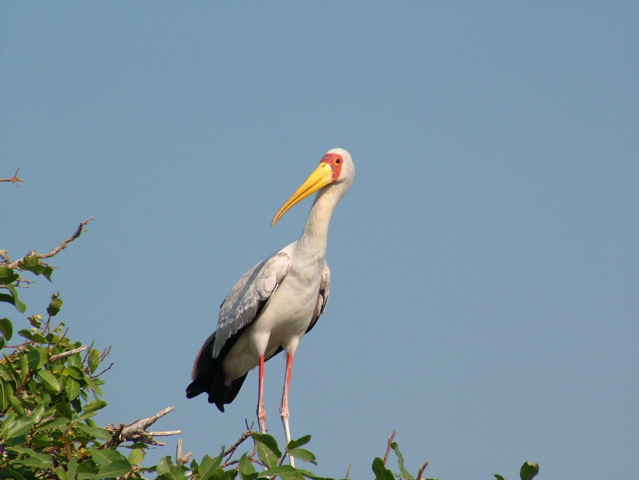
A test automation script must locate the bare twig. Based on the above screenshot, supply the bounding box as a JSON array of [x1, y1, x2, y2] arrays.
[[8, 217, 94, 269], [244, 419, 259, 461], [14, 277, 35, 288], [416, 462, 430, 480], [93, 362, 115, 378], [106, 406, 180, 447], [0, 168, 25, 187], [82, 340, 95, 365], [220, 424, 258, 468], [223, 429, 253, 462], [123, 406, 179, 437], [244, 418, 255, 431], [81, 342, 113, 377], [49, 345, 87, 362], [176, 438, 193, 465], [92, 345, 114, 377], [383, 430, 397, 465]]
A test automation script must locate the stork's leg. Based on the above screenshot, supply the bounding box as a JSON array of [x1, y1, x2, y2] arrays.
[[257, 354, 267, 433], [280, 352, 295, 467]]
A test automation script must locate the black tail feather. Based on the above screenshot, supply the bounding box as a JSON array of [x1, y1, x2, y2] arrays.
[[186, 331, 249, 412]]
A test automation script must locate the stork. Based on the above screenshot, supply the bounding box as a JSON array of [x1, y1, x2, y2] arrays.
[[186, 148, 355, 462]]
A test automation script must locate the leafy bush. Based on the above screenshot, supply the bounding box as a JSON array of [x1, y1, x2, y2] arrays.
[[0, 217, 538, 480]]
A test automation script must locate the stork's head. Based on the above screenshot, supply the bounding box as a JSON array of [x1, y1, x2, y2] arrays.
[[272, 148, 355, 226]]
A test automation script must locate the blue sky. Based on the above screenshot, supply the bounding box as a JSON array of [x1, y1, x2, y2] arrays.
[[1, 3, 638, 479]]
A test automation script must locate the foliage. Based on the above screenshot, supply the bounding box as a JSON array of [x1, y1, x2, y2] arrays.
[[0, 220, 538, 479]]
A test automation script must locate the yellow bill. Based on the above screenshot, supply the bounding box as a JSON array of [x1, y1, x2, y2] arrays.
[[272, 162, 334, 226]]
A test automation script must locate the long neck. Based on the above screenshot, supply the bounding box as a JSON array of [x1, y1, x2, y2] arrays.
[[296, 186, 341, 257]]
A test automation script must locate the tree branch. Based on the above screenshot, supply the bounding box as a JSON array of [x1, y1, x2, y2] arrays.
[[176, 438, 193, 466], [416, 461, 430, 480], [223, 429, 253, 463], [383, 430, 397, 465], [106, 406, 180, 447], [0, 168, 25, 187], [49, 345, 87, 362], [7, 217, 94, 269]]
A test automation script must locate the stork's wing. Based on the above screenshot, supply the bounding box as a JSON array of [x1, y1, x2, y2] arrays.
[[212, 252, 292, 358], [306, 262, 330, 334]]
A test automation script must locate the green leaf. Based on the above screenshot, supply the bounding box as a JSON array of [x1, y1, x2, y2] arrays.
[[65, 377, 82, 400], [4, 469, 27, 480], [84, 399, 107, 413], [66, 365, 85, 379], [28, 314, 43, 328], [295, 469, 334, 480], [31, 403, 45, 424], [0, 381, 8, 410], [20, 254, 40, 268], [0, 266, 19, 285], [494, 475, 506, 480], [67, 457, 79, 479], [35, 416, 70, 432], [19, 352, 29, 382], [96, 460, 133, 478], [156, 456, 174, 475], [12, 456, 55, 469], [391, 441, 414, 480], [372, 458, 394, 480], [520, 462, 539, 480], [156, 466, 190, 480], [253, 432, 282, 457], [261, 465, 298, 476], [27, 347, 48, 370], [2, 356, 21, 383], [0, 293, 17, 307], [47, 293, 63, 317], [9, 393, 26, 415], [239, 453, 257, 480], [1, 382, 16, 412], [128, 448, 146, 466], [18, 328, 47, 344], [42, 265, 54, 281], [289, 447, 317, 464], [198, 451, 224, 480], [76, 422, 112, 440], [3, 416, 35, 440], [55, 400, 74, 419], [88, 348, 100, 373], [287, 434, 312, 450], [36, 370, 61, 392], [253, 432, 282, 469], [54, 466, 70, 480], [8, 285, 27, 312], [19, 256, 53, 281], [2, 285, 27, 312], [9, 445, 54, 469], [0, 317, 13, 341], [91, 448, 128, 466], [84, 376, 104, 396], [0, 362, 14, 381], [212, 469, 232, 480]]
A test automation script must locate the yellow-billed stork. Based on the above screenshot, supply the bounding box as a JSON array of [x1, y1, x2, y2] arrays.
[[186, 148, 355, 462]]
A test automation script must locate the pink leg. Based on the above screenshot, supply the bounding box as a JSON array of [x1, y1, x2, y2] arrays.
[[280, 353, 295, 466], [257, 354, 267, 433]]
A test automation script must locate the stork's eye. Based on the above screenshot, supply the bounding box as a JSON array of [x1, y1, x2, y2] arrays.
[[335, 158, 342, 164]]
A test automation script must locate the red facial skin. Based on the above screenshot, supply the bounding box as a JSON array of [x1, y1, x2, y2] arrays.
[[320, 153, 343, 181]]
